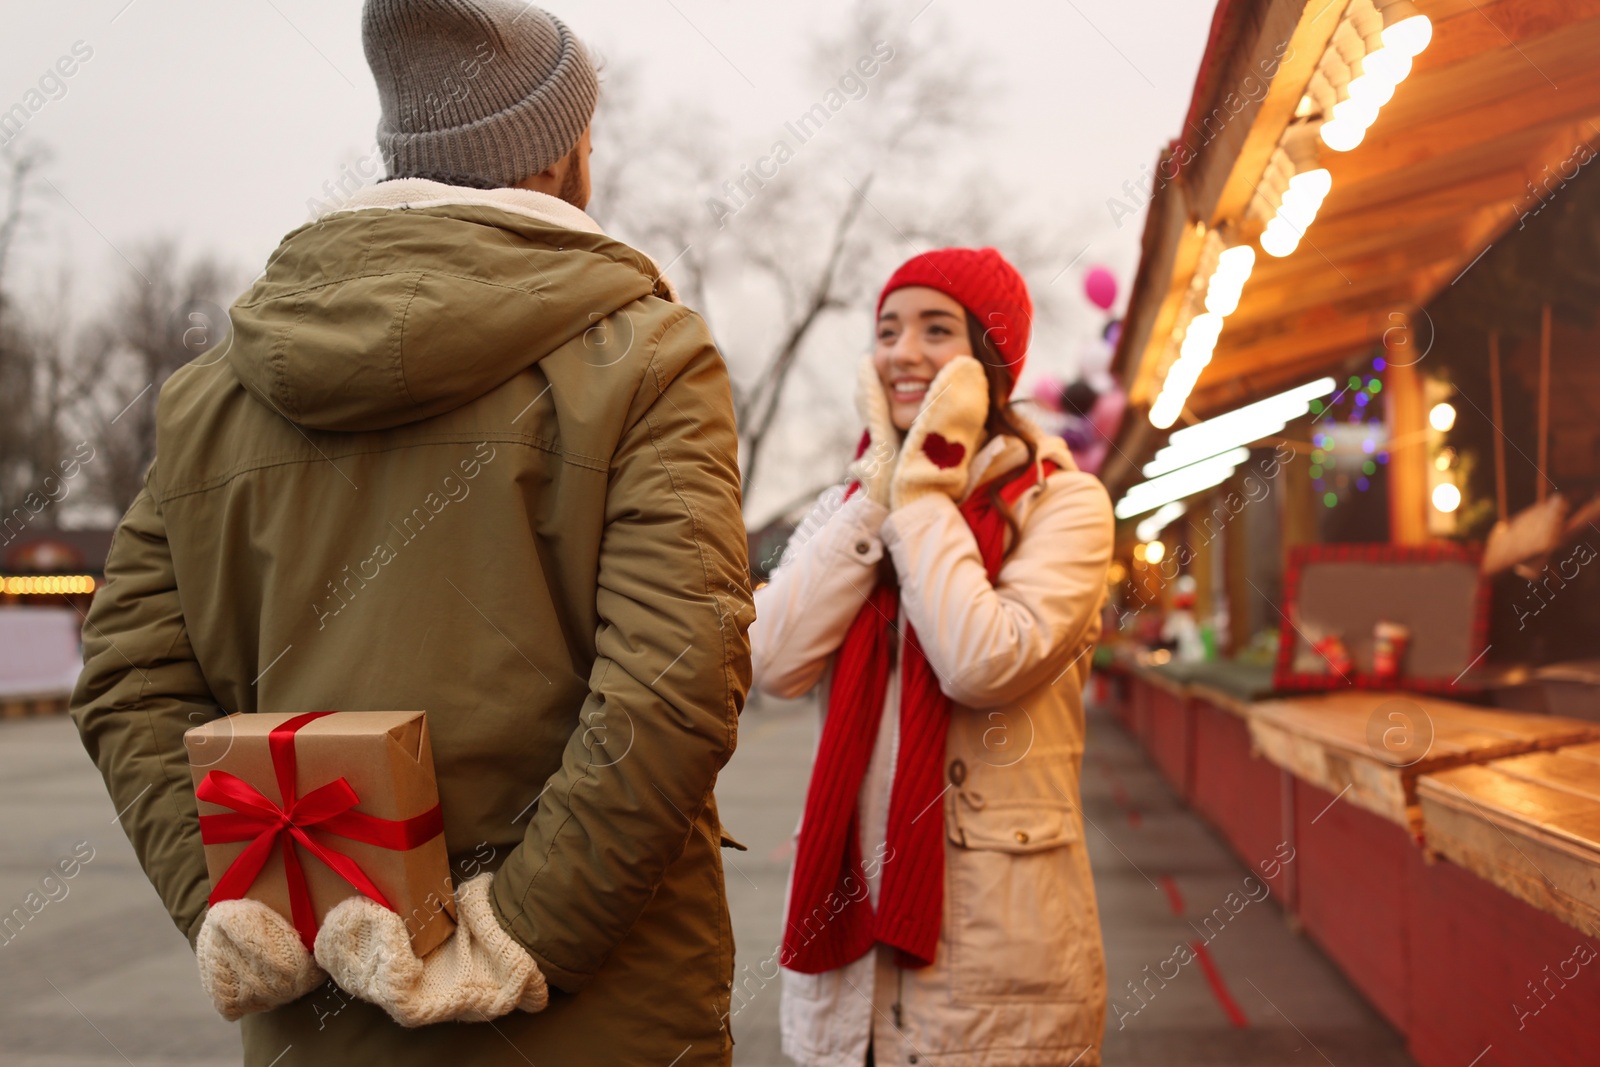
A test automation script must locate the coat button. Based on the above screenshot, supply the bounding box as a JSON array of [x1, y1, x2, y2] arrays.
[[855, 540, 871, 554], [948, 759, 966, 786], [1014, 830, 1030, 844]]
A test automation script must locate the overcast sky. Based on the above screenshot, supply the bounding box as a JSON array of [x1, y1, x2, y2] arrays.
[[4, 0, 1215, 516]]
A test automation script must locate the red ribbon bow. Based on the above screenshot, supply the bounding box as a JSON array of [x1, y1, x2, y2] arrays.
[[197, 711, 445, 950]]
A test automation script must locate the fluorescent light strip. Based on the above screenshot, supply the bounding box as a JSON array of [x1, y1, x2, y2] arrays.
[[1135, 501, 1188, 542], [1144, 377, 1335, 478], [1114, 447, 1251, 520]]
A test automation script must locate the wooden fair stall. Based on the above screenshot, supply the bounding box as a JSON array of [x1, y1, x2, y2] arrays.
[[1096, 1, 1600, 1063]]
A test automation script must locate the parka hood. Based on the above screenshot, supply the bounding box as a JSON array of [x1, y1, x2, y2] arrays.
[[226, 180, 676, 432]]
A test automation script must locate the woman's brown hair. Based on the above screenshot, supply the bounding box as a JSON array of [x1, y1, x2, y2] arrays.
[[967, 312, 1038, 560]]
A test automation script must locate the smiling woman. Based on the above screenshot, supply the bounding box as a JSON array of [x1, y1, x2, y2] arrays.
[[752, 246, 1115, 1067]]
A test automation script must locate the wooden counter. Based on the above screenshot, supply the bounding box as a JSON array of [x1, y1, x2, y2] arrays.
[[1187, 687, 1295, 901], [1410, 745, 1600, 1067], [1246, 693, 1600, 833], [1142, 670, 1194, 800], [1108, 669, 1600, 1065], [1419, 742, 1600, 940]]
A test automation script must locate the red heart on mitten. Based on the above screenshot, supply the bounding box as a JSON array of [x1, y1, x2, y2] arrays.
[[922, 433, 966, 470]]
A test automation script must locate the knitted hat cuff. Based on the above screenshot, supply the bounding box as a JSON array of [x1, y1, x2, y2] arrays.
[[364, 1, 598, 188]]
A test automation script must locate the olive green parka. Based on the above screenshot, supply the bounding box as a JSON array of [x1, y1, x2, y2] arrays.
[[70, 180, 755, 1065]]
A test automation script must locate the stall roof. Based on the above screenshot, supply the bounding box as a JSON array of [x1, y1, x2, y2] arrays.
[[1108, 0, 1600, 493]]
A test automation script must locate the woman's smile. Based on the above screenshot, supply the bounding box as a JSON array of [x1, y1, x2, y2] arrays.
[[890, 377, 931, 402], [875, 286, 974, 430]]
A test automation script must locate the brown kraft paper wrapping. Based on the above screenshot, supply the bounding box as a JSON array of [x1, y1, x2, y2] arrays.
[[184, 710, 457, 956]]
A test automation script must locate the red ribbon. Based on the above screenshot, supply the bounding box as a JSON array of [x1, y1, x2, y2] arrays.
[[197, 711, 445, 950]]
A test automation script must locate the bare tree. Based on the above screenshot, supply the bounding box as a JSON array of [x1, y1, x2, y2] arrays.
[[0, 145, 236, 526], [0, 145, 97, 531], [0, 147, 41, 294], [0, 149, 36, 514], [87, 241, 235, 513], [592, 0, 1083, 521]]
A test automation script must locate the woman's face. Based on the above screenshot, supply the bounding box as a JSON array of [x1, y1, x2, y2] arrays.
[[874, 286, 971, 431]]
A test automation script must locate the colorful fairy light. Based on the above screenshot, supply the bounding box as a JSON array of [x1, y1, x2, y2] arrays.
[[1308, 366, 1392, 510]]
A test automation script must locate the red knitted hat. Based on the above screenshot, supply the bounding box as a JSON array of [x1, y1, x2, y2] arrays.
[[876, 247, 1033, 392]]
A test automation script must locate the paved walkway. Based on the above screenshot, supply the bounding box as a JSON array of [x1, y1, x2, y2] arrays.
[[0, 714, 239, 1066], [0, 689, 1413, 1066], [719, 691, 1415, 1066]]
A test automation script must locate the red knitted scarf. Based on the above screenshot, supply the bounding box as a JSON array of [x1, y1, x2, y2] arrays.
[[781, 455, 1056, 975]]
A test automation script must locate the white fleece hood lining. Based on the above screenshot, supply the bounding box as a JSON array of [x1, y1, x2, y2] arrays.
[[317, 178, 678, 302]]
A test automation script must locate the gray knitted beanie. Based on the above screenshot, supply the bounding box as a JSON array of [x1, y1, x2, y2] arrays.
[[362, 1, 598, 189]]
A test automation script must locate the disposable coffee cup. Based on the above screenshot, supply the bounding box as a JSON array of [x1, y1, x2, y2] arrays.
[[1374, 620, 1411, 681]]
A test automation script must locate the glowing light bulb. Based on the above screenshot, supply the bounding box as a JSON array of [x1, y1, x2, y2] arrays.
[[1260, 220, 1301, 258], [1347, 72, 1397, 109], [1332, 95, 1381, 130], [1429, 402, 1457, 432], [1360, 47, 1412, 85], [1205, 246, 1255, 316], [1184, 312, 1223, 349], [1277, 189, 1319, 232], [1206, 286, 1241, 317], [1321, 117, 1367, 152], [1383, 12, 1433, 57], [1149, 395, 1182, 429], [1166, 357, 1204, 395], [1432, 482, 1461, 513], [1288, 168, 1333, 201], [1217, 244, 1257, 274], [1143, 540, 1166, 564]]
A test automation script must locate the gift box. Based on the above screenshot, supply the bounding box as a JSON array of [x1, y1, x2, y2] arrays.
[[184, 710, 456, 956]]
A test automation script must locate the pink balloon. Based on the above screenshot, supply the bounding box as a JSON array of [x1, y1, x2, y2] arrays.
[[1084, 266, 1118, 310], [1031, 376, 1066, 411]]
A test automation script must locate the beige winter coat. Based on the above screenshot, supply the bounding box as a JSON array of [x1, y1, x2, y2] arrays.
[[751, 428, 1113, 1067]]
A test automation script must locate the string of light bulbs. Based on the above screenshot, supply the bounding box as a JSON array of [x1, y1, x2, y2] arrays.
[[1148, 237, 1256, 430], [1141, 0, 1432, 433]]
